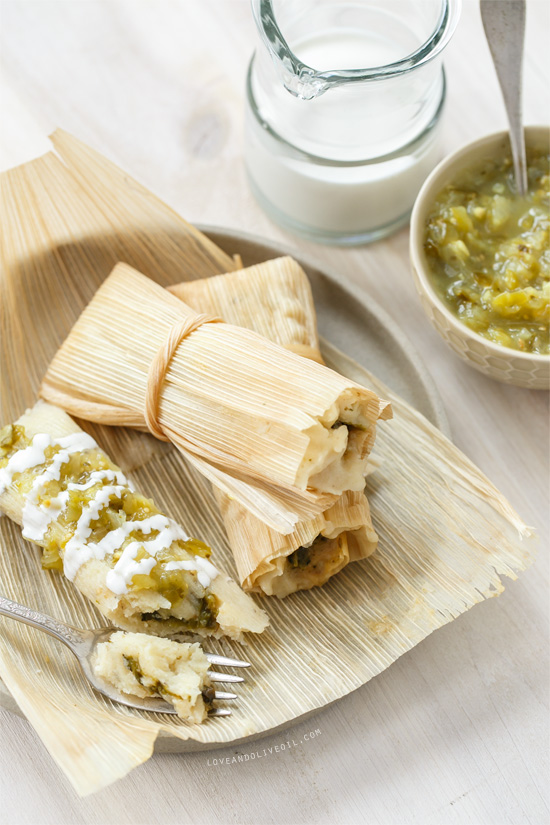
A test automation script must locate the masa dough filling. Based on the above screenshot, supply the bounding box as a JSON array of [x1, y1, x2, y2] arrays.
[[258, 532, 353, 598], [297, 392, 374, 494], [93, 631, 211, 723]]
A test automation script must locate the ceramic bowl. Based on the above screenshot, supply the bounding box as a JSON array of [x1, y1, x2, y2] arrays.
[[410, 126, 549, 390]]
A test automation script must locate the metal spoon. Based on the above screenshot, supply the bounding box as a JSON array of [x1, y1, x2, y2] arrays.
[[0, 595, 250, 716], [480, 0, 528, 195]]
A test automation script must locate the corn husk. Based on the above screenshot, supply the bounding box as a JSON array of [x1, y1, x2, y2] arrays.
[[171, 258, 379, 595], [215, 487, 378, 594], [0, 401, 268, 640], [168, 256, 324, 363], [0, 129, 237, 420], [40, 262, 392, 532], [0, 133, 536, 796]]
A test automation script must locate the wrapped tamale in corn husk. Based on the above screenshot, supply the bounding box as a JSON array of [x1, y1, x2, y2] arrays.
[[40, 263, 392, 534], [170, 258, 379, 596], [215, 489, 378, 596], [0, 401, 268, 640]]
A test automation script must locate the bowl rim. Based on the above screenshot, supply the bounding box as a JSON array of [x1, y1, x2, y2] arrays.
[[410, 124, 550, 363]]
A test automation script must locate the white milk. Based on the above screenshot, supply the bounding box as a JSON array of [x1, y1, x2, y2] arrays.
[[245, 21, 447, 243]]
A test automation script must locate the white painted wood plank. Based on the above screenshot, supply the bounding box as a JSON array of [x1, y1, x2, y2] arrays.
[[0, 1, 548, 823]]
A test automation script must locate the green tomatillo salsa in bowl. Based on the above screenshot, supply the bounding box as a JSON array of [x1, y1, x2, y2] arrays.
[[410, 127, 550, 389], [424, 150, 549, 355]]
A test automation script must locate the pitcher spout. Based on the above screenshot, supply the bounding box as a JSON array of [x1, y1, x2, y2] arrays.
[[281, 66, 328, 101]]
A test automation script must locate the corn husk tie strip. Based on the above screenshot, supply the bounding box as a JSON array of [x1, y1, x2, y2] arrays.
[[145, 313, 222, 441]]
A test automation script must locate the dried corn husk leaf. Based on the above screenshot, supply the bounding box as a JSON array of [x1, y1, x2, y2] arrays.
[[171, 259, 379, 595], [168, 256, 323, 363], [0, 135, 536, 796], [40, 263, 391, 530], [0, 130, 237, 419], [48, 129, 238, 279]]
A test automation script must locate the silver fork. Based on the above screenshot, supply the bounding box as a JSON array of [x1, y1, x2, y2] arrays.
[[0, 596, 249, 717]]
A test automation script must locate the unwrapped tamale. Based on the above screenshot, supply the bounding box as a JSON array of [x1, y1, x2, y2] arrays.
[[0, 401, 268, 639]]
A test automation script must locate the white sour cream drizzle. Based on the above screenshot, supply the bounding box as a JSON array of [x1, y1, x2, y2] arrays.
[[0, 432, 218, 595]]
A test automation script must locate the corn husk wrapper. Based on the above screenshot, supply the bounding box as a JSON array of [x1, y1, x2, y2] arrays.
[[170, 258, 379, 595], [214, 487, 378, 594], [0, 133, 536, 796], [40, 263, 392, 533], [168, 256, 324, 364]]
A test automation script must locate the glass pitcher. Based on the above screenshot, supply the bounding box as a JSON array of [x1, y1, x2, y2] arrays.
[[245, 0, 462, 244]]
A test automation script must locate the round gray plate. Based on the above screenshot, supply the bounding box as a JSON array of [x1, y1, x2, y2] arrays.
[[0, 226, 450, 746]]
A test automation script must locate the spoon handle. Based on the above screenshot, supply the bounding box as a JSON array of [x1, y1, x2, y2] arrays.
[[480, 0, 527, 195]]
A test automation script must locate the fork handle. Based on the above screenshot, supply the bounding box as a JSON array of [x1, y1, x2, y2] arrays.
[[0, 596, 87, 650]]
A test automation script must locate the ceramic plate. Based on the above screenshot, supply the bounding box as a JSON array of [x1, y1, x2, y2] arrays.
[[0, 227, 450, 751]]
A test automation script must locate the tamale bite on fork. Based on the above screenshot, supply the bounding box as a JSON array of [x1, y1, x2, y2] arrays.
[[92, 633, 213, 722], [170, 257, 379, 597], [40, 263, 391, 530]]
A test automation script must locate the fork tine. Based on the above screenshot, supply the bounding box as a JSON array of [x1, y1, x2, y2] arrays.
[[209, 671, 245, 683], [208, 707, 232, 717], [212, 690, 237, 700], [205, 653, 250, 668]]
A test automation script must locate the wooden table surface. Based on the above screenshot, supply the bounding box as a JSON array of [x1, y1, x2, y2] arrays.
[[0, 2, 548, 823]]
